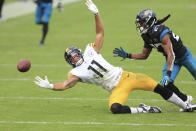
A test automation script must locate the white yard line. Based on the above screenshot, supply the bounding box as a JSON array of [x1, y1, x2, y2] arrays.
[[0, 96, 179, 102], [0, 121, 196, 127], [4, 0, 81, 19], [0, 96, 165, 101], [0, 77, 195, 85], [179, 81, 196, 84]]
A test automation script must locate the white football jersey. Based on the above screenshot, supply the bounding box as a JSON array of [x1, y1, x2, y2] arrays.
[[69, 43, 123, 92]]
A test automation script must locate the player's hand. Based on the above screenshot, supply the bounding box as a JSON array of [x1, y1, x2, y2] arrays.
[[57, 1, 63, 12], [161, 75, 170, 86], [113, 47, 130, 59], [34, 76, 54, 89], [85, 0, 99, 15]]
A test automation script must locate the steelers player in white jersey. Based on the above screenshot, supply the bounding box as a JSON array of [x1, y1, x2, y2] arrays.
[[34, 0, 196, 113]]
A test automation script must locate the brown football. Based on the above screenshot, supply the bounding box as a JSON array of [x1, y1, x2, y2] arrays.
[[17, 59, 31, 72]]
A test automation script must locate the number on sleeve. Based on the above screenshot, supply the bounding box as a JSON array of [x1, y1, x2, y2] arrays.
[[172, 33, 179, 41]]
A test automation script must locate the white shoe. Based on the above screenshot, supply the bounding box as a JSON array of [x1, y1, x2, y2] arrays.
[[185, 95, 193, 104], [139, 103, 162, 113], [179, 103, 196, 112]]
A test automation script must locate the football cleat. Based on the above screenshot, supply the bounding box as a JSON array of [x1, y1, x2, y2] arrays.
[[139, 103, 162, 113], [39, 42, 44, 46], [185, 95, 193, 104], [179, 103, 196, 112]]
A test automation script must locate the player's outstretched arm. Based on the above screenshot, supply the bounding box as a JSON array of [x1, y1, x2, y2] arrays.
[[85, 0, 104, 53], [161, 34, 175, 86], [113, 47, 151, 60], [161, 34, 175, 72], [130, 48, 152, 60], [34, 75, 80, 91]]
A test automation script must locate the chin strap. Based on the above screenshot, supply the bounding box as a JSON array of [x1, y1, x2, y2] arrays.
[[75, 58, 84, 67], [155, 14, 171, 25]]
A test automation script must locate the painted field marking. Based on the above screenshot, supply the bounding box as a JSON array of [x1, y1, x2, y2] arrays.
[[0, 77, 195, 86], [0, 96, 173, 102], [0, 121, 196, 127]]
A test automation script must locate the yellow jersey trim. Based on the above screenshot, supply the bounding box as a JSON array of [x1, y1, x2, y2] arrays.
[[88, 43, 95, 48]]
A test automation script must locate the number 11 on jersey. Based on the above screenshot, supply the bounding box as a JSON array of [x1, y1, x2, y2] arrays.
[[88, 60, 107, 78]]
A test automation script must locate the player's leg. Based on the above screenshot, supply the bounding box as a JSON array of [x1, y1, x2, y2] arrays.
[[154, 84, 188, 109], [110, 102, 161, 114], [109, 80, 133, 114], [182, 48, 196, 80], [162, 62, 189, 102], [109, 72, 161, 114], [109, 94, 161, 114], [43, 2, 53, 24], [155, 84, 195, 112], [109, 77, 132, 114], [39, 22, 48, 45], [166, 82, 192, 103], [35, 4, 43, 24], [133, 73, 193, 111], [0, 0, 4, 17], [39, 2, 53, 45]]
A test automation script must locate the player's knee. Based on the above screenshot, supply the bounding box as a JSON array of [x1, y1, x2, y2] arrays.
[[43, 19, 49, 24], [110, 103, 122, 114], [35, 20, 41, 24]]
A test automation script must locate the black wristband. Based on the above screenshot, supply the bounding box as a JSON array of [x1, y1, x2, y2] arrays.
[[167, 70, 172, 77], [127, 53, 132, 59]]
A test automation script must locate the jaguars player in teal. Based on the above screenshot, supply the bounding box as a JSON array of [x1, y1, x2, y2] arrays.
[[34, 0, 53, 46], [34, 0, 63, 45], [113, 9, 196, 104]]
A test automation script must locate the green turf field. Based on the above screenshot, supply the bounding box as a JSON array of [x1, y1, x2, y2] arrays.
[[5, 0, 19, 4], [0, 0, 196, 130]]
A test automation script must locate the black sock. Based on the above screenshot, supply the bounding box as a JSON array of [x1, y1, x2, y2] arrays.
[[154, 84, 173, 100], [41, 23, 49, 43], [165, 83, 187, 101]]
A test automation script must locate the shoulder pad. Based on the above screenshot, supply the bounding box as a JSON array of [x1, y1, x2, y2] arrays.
[[152, 25, 170, 40], [152, 25, 165, 34]]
